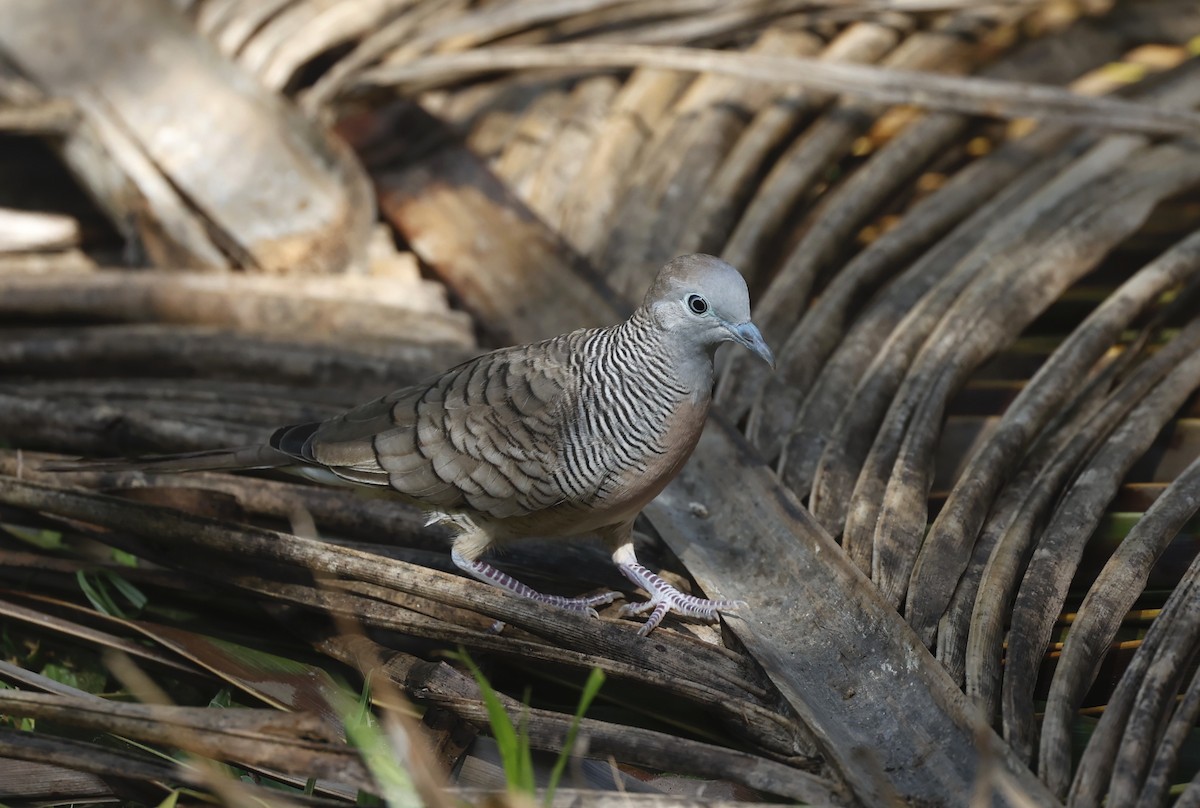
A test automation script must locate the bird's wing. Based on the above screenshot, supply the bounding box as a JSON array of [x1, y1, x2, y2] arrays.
[[272, 336, 580, 519]]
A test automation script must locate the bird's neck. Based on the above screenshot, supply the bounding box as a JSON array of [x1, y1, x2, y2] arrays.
[[616, 308, 715, 403]]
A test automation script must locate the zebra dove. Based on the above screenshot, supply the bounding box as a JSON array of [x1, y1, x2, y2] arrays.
[[57, 254, 774, 635]]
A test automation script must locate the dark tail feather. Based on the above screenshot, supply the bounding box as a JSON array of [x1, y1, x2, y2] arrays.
[[40, 445, 293, 474]]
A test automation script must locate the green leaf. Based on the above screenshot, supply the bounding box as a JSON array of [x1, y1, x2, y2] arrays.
[[0, 684, 37, 731], [451, 649, 528, 795], [104, 571, 148, 611], [335, 678, 421, 808], [2, 523, 63, 550], [138, 627, 348, 723], [545, 667, 605, 806], [516, 696, 534, 794], [112, 549, 140, 567], [354, 676, 374, 729], [77, 570, 125, 617], [39, 662, 107, 694], [77, 570, 147, 618], [154, 788, 181, 808]]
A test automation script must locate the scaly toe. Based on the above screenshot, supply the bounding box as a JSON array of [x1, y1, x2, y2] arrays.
[[636, 601, 671, 637], [616, 560, 746, 635], [582, 590, 623, 608], [674, 597, 735, 621], [618, 600, 657, 617], [680, 597, 747, 618], [556, 601, 598, 618], [555, 590, 622, 617], [623, 595, 746, 633]]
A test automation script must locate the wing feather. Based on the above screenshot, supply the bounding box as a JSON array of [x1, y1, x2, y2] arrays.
[[269, 335, 581, 519]]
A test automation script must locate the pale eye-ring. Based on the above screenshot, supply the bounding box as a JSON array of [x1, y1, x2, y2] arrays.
[[686, 294, 709, 315]]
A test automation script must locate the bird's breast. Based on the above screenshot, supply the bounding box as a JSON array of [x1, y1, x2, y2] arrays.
[[586, 384, 711, 517], [633, 394, 708, 493]]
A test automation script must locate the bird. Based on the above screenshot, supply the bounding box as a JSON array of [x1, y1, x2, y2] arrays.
[[53, 254, 774, 635]]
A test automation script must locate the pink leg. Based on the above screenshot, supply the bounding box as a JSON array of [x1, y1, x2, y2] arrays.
[[612, 543, 746, 636], [451, 550, 621, 617]]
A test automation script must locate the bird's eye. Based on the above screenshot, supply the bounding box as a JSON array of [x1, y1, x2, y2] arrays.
[[686, 294, 709, 315]]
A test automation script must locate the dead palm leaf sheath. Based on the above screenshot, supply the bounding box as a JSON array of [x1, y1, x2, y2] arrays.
[[55, 254, 774, 636]]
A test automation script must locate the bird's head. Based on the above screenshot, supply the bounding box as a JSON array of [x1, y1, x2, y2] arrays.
[[643, 254, 775, 368]]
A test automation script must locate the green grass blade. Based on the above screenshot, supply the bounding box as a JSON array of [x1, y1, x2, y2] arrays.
[[544, 667, 605, 806], [451, 649, 526, 794], [154, 788, 182, 808], [104, 570, 148, 611], [1, 523, 63, 550], [336, 679, 421, 808], [76, 570, 125, 618], [517, 695, 535, 794]]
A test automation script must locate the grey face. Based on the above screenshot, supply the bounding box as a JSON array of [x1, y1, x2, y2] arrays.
[[644, 254, 775, 368]]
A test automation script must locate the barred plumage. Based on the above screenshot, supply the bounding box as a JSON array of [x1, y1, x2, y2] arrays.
[[51, 254, 774, 635]]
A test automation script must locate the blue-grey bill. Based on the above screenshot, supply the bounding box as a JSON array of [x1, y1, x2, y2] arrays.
[[728, 321, 775, 369]]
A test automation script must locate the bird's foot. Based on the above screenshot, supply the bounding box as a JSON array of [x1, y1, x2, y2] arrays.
[[452, 550, 621, 617], [616, 561, 746, 636], [535, 589, 622, 617]]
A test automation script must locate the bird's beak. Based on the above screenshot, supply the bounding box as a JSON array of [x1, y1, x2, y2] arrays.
[[726, 321, 775, 369]]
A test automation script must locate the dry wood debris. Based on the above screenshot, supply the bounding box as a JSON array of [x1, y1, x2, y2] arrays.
[[2, 0, 1200, 806]]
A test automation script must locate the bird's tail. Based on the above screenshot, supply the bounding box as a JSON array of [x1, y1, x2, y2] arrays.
[[41, 445, 293, 474]]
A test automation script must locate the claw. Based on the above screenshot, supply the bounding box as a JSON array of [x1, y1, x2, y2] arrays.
[[636, 602, 671, 637]]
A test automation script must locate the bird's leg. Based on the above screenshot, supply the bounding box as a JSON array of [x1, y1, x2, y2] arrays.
[[450, 549, 621, 618], [611, 542, 746, 636]]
